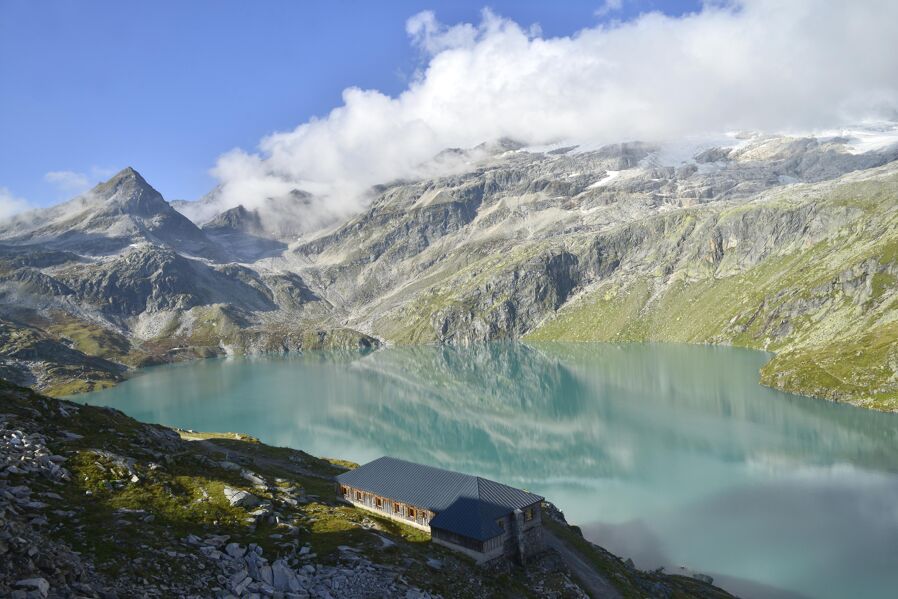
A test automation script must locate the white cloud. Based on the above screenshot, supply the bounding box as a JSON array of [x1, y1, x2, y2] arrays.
[[0, 187, 32, 220], [595, 0, 624, 18], [44, 170, 90, 194], [206, 0, 898, 230], [44, 167, 116, 198]]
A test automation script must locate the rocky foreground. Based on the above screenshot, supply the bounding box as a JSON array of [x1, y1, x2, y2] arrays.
[[0, 380, 733, 598]]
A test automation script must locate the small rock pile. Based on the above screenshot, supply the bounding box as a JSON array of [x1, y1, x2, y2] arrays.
[[0, 421, 69, 482], [190, 534, 438, 598], [0, 417, 98, 599]]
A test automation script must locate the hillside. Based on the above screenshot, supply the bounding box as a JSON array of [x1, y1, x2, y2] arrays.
[[0, 130, 896, 409], [0, 381, 733, 598]]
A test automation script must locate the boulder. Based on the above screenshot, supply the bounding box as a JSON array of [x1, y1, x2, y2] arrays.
[[241, 469, 266, 486], [272, 559, 301, 592], [225, 542, 246, 558], [15, 578, 50, 597], [223, 486, 260, 508]]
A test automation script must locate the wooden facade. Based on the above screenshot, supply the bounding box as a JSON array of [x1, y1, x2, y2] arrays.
[[338, 483, 435, 531]]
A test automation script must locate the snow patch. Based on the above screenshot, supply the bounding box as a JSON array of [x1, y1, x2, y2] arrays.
[[587, 171, 621, 189]]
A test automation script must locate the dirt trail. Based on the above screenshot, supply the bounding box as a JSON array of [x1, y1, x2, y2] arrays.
[[544, 529, 623, 599]]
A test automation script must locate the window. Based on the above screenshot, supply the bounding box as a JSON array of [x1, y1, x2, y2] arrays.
[[524, 507, 534, 522], [496, 518, 505, 530], [340, 485, 348, 496], [407, 507, 416, 519], [355, 491, 362, 501], [394, 502, 401, 514], [375, 497, 383, 509]]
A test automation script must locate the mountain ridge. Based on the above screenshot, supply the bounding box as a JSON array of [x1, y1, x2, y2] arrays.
[[0, 129, 896, 409]]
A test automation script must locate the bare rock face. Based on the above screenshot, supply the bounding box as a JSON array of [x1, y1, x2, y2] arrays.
[[203, 204, 265, 235], [202, 205, 287, 262], [55, 245, 278, 318]]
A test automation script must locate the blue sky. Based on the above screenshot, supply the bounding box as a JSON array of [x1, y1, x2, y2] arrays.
[[0, 0, 702, 207]]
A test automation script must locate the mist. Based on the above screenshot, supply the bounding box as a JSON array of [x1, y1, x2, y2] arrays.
[[191, 0, 898, 229]]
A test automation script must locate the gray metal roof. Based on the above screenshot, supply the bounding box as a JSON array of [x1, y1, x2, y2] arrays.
[[336, 456, 543, 541]]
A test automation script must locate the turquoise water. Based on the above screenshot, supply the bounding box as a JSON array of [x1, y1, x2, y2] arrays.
[[74, 343, 898, 599]]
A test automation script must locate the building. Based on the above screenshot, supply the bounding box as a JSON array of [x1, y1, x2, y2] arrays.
[[336, 456, 544, 563]]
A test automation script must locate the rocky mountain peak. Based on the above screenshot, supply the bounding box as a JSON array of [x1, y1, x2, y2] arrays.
[[90, 166, 170, 218], [202, 204, 263, 234]]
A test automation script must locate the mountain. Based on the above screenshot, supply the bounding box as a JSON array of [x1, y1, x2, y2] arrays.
[[0, 167, 226, 259], [201, 205, 287, 262], [0, 129, 896, 410]]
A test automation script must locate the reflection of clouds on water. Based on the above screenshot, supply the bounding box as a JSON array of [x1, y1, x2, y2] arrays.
[[75, 343, 898, 599]]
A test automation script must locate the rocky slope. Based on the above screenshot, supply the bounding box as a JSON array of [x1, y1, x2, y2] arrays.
[[0, 127, 896, 409], [0, 381, 733, 598]]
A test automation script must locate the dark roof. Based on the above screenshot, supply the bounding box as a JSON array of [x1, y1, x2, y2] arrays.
[[336, 457, 543, 541]]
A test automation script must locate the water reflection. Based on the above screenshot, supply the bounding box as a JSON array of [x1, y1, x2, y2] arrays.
[[75, 343, 898, 599]]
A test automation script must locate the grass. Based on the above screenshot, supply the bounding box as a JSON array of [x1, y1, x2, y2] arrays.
[[760, 321, 898, 411], [43, 377, 118, 397], [524, 189, 898, 412], [45, 318, 133, 362], [544, 520, 734, 599]]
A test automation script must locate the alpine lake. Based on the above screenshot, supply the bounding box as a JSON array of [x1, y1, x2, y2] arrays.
[[73, 343, 898, 599]]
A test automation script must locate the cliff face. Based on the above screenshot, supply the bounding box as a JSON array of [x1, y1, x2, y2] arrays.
[[295, 136, 898, 410], [0, 131, 896, 409]]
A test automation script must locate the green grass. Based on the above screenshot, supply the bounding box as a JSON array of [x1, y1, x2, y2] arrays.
[[760, 322, 898, 411], [544, 520, 734, 599], [46, 318, 132, 361], [525, 199, 898, 411], [872, 273, 897, 301], [43, 377, 118, 397]]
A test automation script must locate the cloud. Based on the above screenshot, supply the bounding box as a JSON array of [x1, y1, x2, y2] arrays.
[[206, 0, 898, 231], [595, 0, 624, 18], [44, 167, 117, 198], [44, 170, 90, 194], [0, 187, 32, 220]]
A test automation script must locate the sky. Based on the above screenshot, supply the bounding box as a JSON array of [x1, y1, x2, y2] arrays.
[[0, 0, 700, 211], [1, 0, 897, 223]]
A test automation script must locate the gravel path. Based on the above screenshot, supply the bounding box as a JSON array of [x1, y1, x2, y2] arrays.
[[544, 530, 622, 599]]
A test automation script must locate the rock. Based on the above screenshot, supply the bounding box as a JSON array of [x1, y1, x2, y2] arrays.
[[259, 564, 273, 586], [223, 486, 260, 508], [200, 546, 223, 560], [241, 470, 266, 486], [233, 575, 252, 596], [15, 578, 50, 597], [204, 534, 230, 547], [225, 542, 246, 558], [230, 568, 249, 588], [272, 559, 301, 592]]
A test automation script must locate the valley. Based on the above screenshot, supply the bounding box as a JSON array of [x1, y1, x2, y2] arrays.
[[0, 131, 896, 410]]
